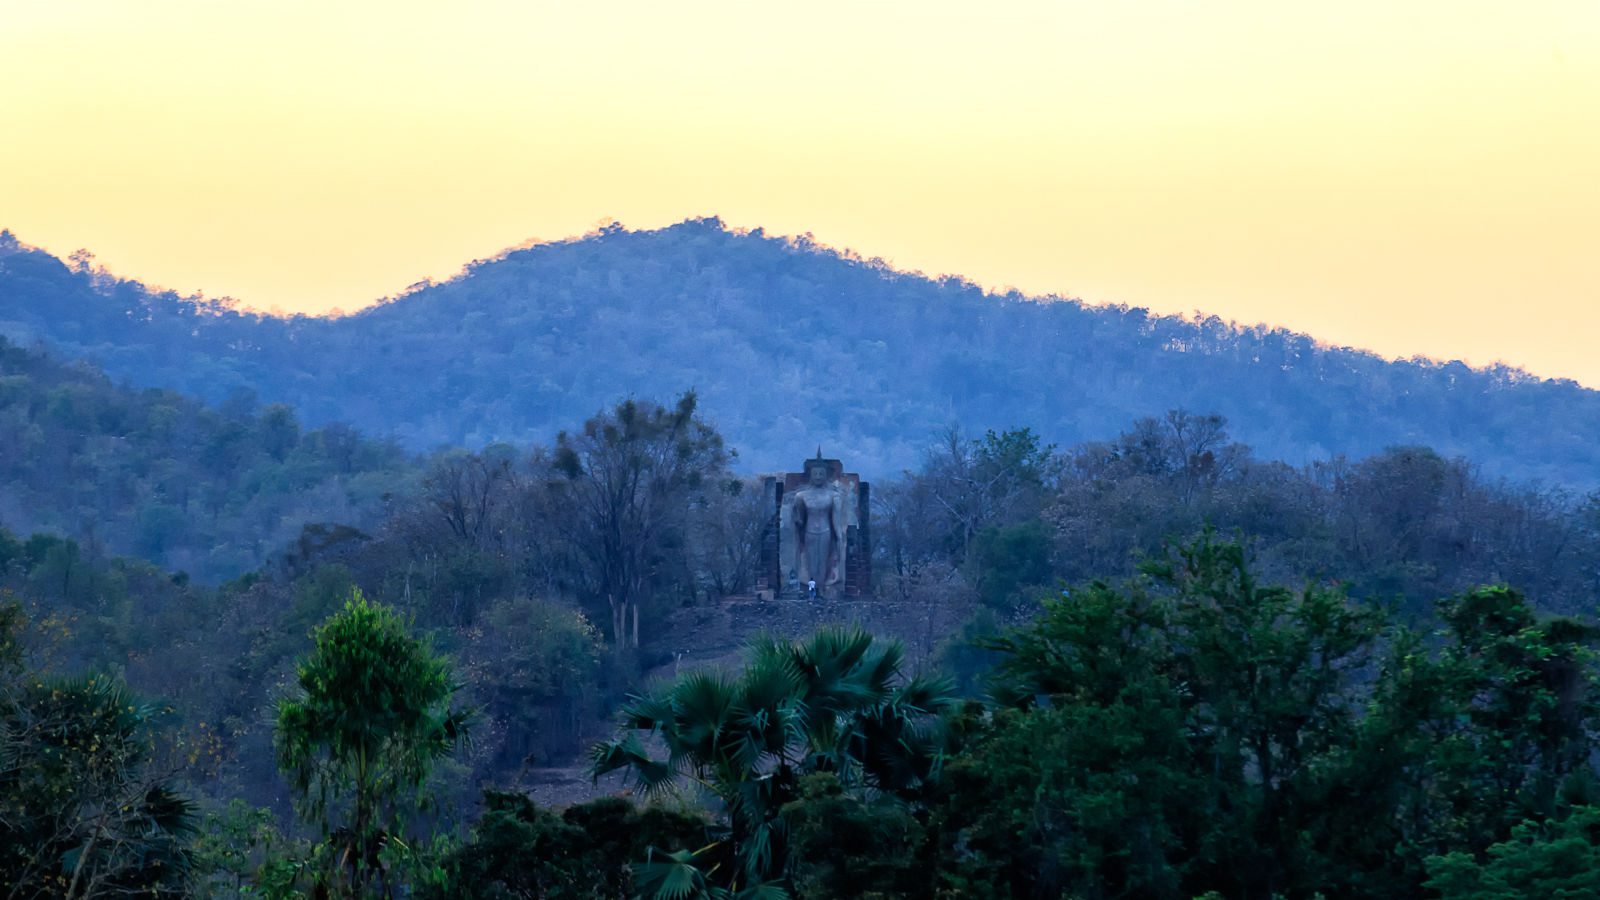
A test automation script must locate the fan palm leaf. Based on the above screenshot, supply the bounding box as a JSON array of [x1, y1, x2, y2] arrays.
[[592, 625, 950, 896]]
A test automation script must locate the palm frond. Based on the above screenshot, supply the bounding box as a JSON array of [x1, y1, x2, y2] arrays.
[[733, 882, 792, 900], [635, 846, 722, 900], [670, 671, 739, 762], [737, 814, 791, 885], [621, 687, 680, 730], [794, 626, 877, 686], [857, 641, 905, 696], [890, 671, 959, 716], [730, 658, 803, 767], [590, 732, 676, 794]]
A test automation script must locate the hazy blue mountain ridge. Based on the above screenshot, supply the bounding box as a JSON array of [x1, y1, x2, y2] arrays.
[[0, 220, 1594, 487]]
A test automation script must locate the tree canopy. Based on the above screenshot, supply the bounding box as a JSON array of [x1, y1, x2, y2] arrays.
[[4, 220, 1599, 487], [275, 590, 473, 896]]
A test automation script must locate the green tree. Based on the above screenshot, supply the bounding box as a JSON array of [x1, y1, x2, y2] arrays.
[[1419, 586, 1600, 858], [1151, 532, 1387, 896], [460, 596, 602, 770], [948, 530, 1389, 899], [951, 578, 1192, 898], [423, 790, 709, 899], [591, 625, 954, 897], [918, 425, 1057, 565], [971, 519, 1052, 611], [1425, 806, 1600, 899], [274, 590, 473, 896], [191, 800, 298, 899], [781, 772, 935, 900], [1331, 586, 1600, 894], [259, 402, 300, 462], [1, 668, 195, 898]]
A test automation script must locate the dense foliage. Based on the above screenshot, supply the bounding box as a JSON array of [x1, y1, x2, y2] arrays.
[[274, 592, 473, 895], [553, 392, 732, 649], [0, 335, 415, 583], [1, 602, 196, 897], [884, 417, 1600, 628], [1, 326, 1599, 896], [10, 499, 1600, 897], [591, 625, 954, 895], [420, 791, 710, 899], [915, 538, 1600, 900], [4, 221, 1599, 486]]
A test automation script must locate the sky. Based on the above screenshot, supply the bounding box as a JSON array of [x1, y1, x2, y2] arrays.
[[3, 1, 1598, 385]]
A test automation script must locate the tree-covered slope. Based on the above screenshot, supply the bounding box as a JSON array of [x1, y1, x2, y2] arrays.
[[2, 219, 1596, 487], [0, 336, 416, 582]]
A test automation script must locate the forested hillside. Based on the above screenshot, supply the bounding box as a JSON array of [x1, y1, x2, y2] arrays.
[[1, 364, 1598, 895], [7, 217, 1600, 897], [3, 220, 1597, 487], [0, 337, 416, 582]]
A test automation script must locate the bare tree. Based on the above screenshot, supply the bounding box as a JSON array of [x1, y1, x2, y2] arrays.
[[552, 392, 729, 649]]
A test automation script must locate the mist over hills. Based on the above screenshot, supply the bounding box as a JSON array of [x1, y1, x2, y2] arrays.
[[1, 219, 1595, 488]]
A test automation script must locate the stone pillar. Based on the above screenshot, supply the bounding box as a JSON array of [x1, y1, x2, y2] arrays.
[[757, 476, 781, 595], [846, 480, 871, 596]]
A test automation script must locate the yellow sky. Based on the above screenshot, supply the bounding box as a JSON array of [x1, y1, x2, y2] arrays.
[[3, 1, 1597, 384]]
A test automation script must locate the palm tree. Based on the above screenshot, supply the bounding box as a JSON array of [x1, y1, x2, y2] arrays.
[[1, 672, 196, 899], [591, 625, 953, 898]]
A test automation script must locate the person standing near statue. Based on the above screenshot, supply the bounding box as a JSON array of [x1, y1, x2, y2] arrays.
[[789, 460, 846, 593]]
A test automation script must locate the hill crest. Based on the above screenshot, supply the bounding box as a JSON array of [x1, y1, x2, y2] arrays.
[[1, 219, 1595, 488]]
